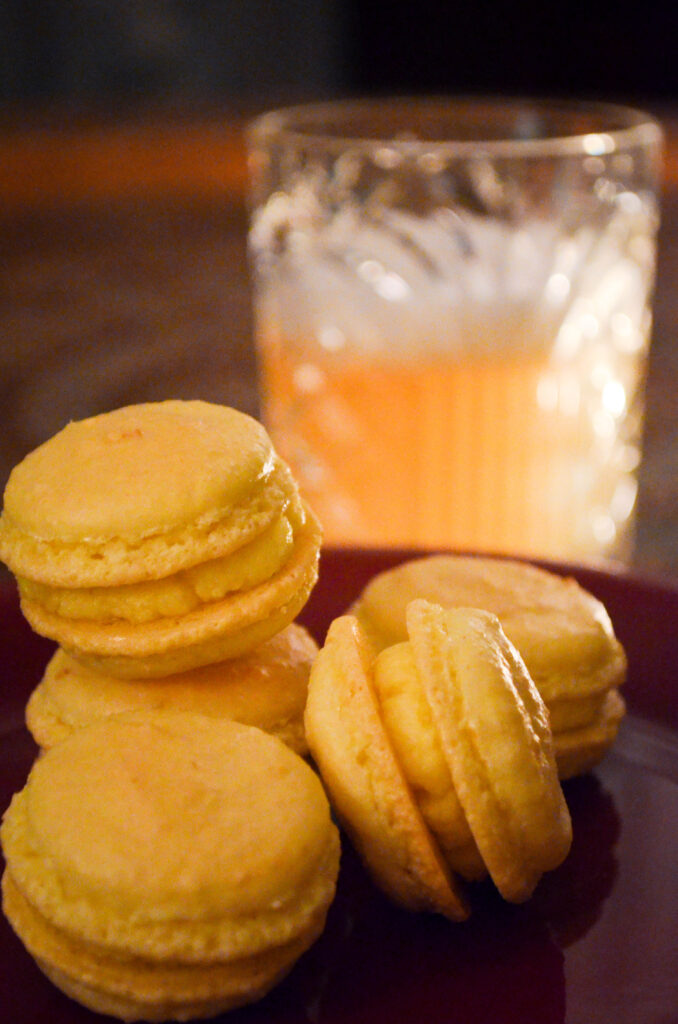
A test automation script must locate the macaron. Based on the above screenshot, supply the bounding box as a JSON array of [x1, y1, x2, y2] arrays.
[[304, 600, 572, 918], [0, 401, 322, 677], [1, 711, 340, 1021], [350, 554, 626, 776], [552, 689, 626, 780], [26, 622, 318, 756]]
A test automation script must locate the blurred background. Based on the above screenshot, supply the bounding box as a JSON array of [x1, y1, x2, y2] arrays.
[[0, 0, 676, 104], [1, 0, 677, 574], [0, 0, 675, 103]]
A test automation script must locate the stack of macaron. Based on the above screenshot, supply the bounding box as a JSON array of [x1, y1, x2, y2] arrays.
[[0, 400, 340, 1020], [0, 400, 324, 747]]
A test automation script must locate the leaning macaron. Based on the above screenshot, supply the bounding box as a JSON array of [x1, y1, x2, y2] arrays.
[[350, 554, 626, 776], [405, 600, 572, 903], [26, 622, 318, 756], [0, 401, 321, 677], [304, 611, 468, 922], [304, 601, 571, 917], [1, 711, 340, 1021]]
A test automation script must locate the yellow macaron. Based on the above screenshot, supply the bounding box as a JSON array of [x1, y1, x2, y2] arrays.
[[26, 622, 318, 756], [552, 689, 626, 780], [0, 401, 322, 677], [350, 554, 626, 776], [304, 600, 571, 918], [1, 711, 340, 1021]]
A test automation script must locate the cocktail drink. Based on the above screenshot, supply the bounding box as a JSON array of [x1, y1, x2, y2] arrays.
[[247, 99, 662, 560]]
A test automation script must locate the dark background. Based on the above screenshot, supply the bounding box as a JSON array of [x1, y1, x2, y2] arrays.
[[0, 0, 674, 108]]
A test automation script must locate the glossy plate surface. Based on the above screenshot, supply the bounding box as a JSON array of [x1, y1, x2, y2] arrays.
[[1, 548, 678, 1024]]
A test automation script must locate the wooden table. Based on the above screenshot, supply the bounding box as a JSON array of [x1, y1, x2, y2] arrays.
[[1, 101, 677, 579]]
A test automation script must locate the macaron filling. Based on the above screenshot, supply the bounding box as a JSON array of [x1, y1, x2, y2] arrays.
[[372, 643, 485, 880], [16, 509, 298, 624]]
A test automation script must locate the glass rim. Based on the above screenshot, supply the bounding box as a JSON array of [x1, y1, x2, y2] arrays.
[[247, 95, 663, 158]]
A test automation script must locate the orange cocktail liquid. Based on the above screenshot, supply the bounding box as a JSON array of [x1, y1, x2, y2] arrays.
[[257, 329, 640, 560]]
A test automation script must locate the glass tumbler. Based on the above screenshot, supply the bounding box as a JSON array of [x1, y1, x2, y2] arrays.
[[246, 98, 663, 561]]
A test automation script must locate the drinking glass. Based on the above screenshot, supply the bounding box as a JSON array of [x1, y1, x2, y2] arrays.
[[247, 97, 663, 561]]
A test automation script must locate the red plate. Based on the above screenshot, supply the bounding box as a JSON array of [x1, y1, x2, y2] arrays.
[[1, 548, 678, 1024]]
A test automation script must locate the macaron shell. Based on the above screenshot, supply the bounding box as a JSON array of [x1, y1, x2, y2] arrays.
[[20, 503, 321, 678], [2, 460, 298, 595], [1, 712, 340, 1019], [554, 689, 626, 780], [0, 406, 299, 589], [2, 871, 324, 1022], [548, 690, 610, 733], [2, 713, 339, 958], [305, 615, 468, 921], [407, 599, 572, 903], [351, 555, 627, 704], [1, 401, 274, 545], [26, 622, 317, 754]]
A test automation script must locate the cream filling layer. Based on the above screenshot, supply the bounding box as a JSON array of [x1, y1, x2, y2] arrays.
[[17, 513, 295, 625], [372, 642, 485, 881]]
